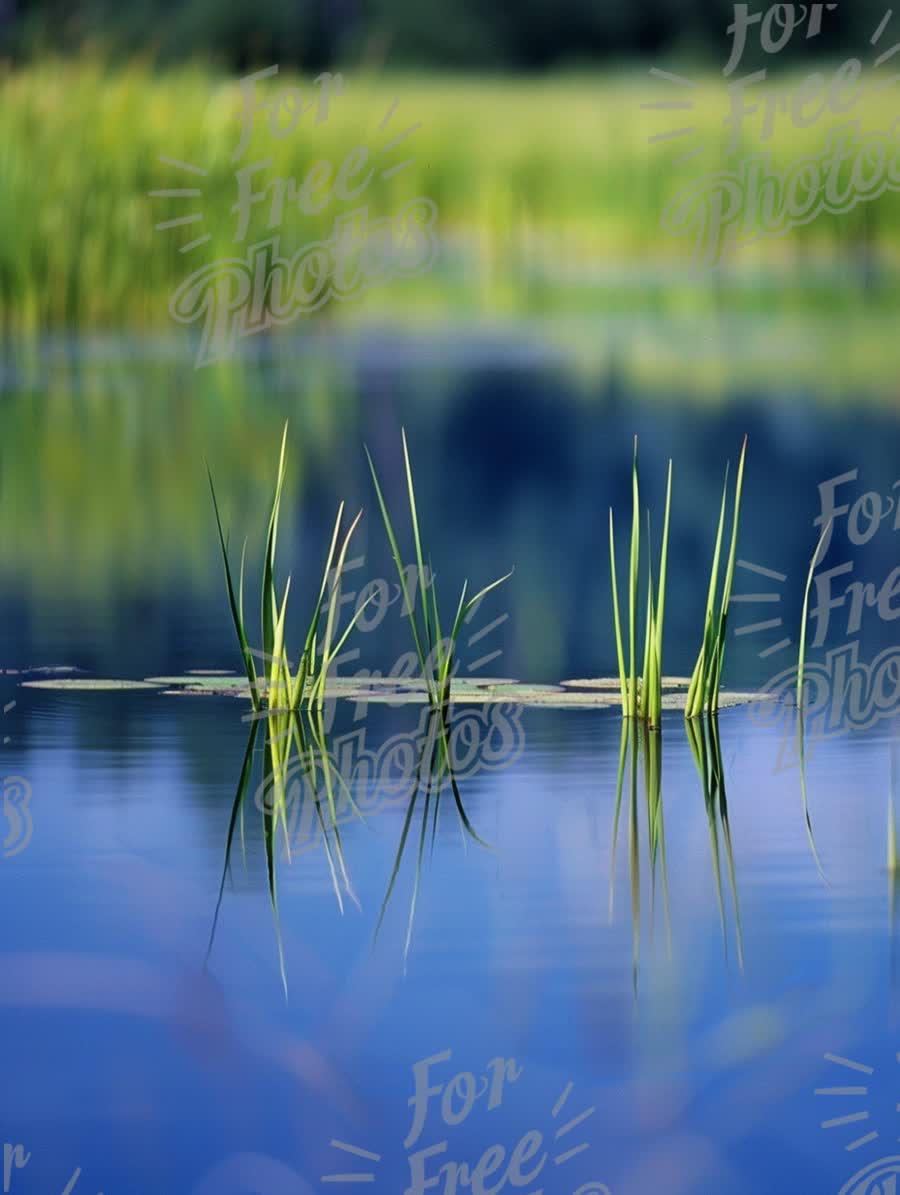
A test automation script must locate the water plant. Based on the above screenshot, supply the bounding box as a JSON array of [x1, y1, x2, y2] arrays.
[[365, 429, 512, 711], [684, 436, 748, 719], [208, 422, 372, 716], [609, 437, 672, 726]]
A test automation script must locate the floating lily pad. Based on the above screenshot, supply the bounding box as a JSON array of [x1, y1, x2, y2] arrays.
[[561, 676, 693, 689], [3, 666, 81, 676], [145, 675, 248, 688], [23, 674, 771, 710], [21, 679, 163, 691]]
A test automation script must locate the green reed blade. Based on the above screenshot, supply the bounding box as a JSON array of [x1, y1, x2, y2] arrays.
[[609, 508, 627, 715], [313, 507, 364, 707], [462, 569, 514, 623], [207, 467, 261, 712], [401, 427, 434, 659], [686, 462, 729, 718], [269, 575, 291, 709], [291, 502, 346, 708], [262, 422, 289, 672], [798, 518, 832, 712], [653, 460, 673, 726], [429, 557, 446, 690], [710, 435, 748, 712], [628, 436, 640, 717], [365, 443, 433, 700]]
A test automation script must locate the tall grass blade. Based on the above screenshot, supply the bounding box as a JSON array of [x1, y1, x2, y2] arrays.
[[628, 437, 640, 717], [709, 435, 748, 712], [365, 444, 434, 701], [207, 468, 261, 711], [262, 422, 290, 672], [401, 428, 434, 659], [797, 518, 832, 712], [651, 460, 673, 728], [609, 509, 627, 715], [686, 463, 729, 718]]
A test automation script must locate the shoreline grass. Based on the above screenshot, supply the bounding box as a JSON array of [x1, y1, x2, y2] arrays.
[[3, 60, 900, 330]]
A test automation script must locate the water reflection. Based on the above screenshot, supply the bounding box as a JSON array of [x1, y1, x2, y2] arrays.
[[208, 703, 361, 995], [686, 716, 744, 972], [208, 696, 492, 988]]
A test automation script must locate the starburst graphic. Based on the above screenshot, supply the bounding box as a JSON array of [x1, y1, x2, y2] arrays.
[[148, 92, 423, 255], [815, 1053, 879, 1152], [148, 158, 211, 254], [642, 9, 896, 169], [730, 559, 791, 658], [320, 1078, 602, 1188]]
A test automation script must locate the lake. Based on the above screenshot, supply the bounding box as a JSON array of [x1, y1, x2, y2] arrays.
[[0, 326, 898, 1195]]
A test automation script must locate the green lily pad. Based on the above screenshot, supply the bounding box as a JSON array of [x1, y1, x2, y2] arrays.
[[561, 676, 693, 689], [22, 674, 772, 710], [21, 679, 163, 691]]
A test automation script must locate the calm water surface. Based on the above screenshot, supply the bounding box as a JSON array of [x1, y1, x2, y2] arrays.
[[1, 331, 898, 1194]]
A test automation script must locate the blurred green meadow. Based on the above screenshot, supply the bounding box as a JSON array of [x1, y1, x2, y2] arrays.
[[1, 59, 899, 334]]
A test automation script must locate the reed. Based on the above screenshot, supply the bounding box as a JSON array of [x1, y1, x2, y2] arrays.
[[684, 436, 748, 719], [366, 429, 512, 710], [609, 437, 672, 726], [208, 421, 372, 715]]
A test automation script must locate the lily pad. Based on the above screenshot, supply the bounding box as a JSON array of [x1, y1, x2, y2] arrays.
[[22, 674, 772, 710], [561, 676, 692, 689], [21, 679, 163, 691]]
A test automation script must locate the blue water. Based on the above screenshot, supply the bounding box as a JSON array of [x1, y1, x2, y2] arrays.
[[1, 333, 899, 1194]]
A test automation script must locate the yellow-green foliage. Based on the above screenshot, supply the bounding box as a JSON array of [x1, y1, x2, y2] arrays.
[[0, 60, 897, 329]]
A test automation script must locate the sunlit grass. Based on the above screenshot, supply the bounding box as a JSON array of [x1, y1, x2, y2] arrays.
[[2, 60, 899, 330]]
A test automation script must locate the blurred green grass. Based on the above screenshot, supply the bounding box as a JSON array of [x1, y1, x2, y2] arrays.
[[0, 59, 898, 329]]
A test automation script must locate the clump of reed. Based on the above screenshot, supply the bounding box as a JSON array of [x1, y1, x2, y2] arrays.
[[208, 421, 372, 716], [366, 429, 512, 712], [684, 436, 748, 719], [608, 437, 672, 728]]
